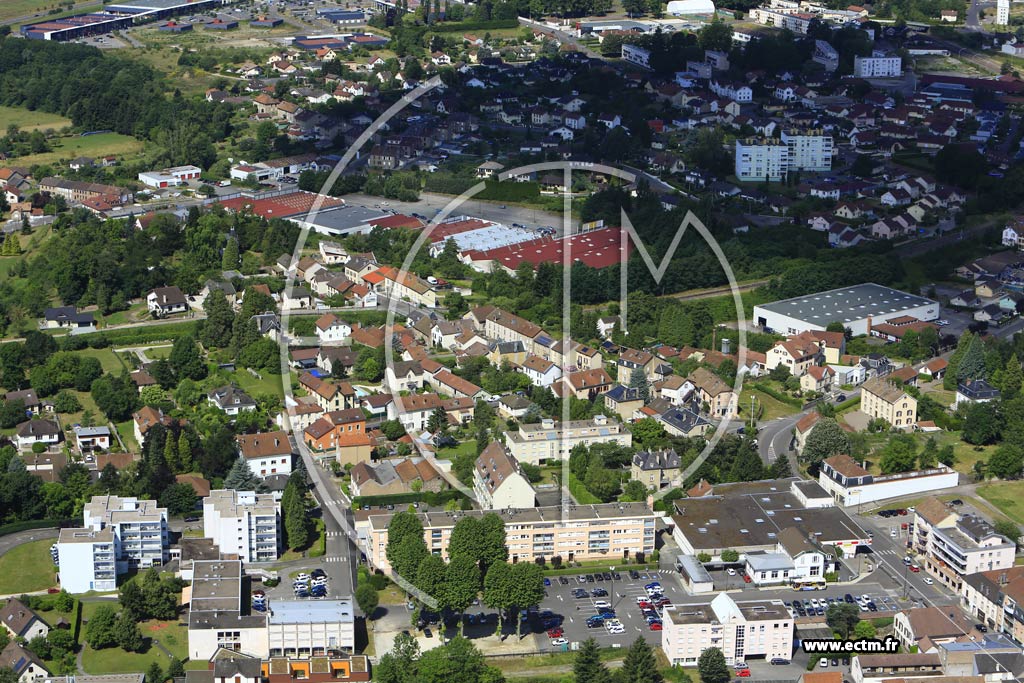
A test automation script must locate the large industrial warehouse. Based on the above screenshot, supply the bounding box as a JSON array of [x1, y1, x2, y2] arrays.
[[22, 0, 220, 40], [752, 283, 939, 336]]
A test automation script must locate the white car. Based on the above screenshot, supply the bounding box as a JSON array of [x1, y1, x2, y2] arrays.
[[550, 638, 569, 647], [923, 577, 934, 585], [726, 568, 737, 576], [607, 625, 626, 634], [295, 573, 310, 582], [819, 658, 828, 668], [594, 600, 610, 609]]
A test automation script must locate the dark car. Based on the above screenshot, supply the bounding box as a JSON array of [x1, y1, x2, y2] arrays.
[[844, 594, 855, 603], [586, 575, 595, 583], [612, 572, 621, 580], [950, 499, 964, 506], [595, 573, 603, 582], [602, 572, 612, 580], [311, 569, 327, 579], [630, 570, 640, 579], [770, 659, 790, 665], [830, 659, 839, 667], [976, 623, 988, 632], [424, 628, 433, 638], [591, 588, 608, 597], [184, 516, 199, 522], [559, 576, 569, 585], [867, 602, 878, 612], [835, 394, 846, 402]]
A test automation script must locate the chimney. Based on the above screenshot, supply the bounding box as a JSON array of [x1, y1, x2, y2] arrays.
[[866, 315, 872, 336], [721, 338, 731, 355]]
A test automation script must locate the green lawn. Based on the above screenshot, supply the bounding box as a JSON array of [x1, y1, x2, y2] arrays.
[[115, 420, 139, 452], [0, 539, 57, 594], [81, 620, 188, 674], [436, 440, 477, 460], [13, 132, 144, 167], [978, 481, 1024, 525], [738, 387, 798, 422], [230, 369, 288, 400], [567, 473, 601, 504], [0, 104, 72, 133], [77, 347, 126, 374]]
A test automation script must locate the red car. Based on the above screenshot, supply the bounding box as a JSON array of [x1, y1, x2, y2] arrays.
[[736, 669, 751, 677], [743, 575, 752, 583], [649, 622, 663, 631], [910, 565, 921, 573], [547, 628, 563, 638], [638, 601, 653, 610]]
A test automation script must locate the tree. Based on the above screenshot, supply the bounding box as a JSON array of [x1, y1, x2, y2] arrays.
[[167, 659, 185, 680], [768, 453, 792, 478], [386, 511, 428, 580], [630, 418, 665, 448], [222, 236, 239, 271], [697, 647, 730, 683], [621, 479, 648, 502], [201, 291, 235, 350], [415, 554, 448, 600], [355, 582, 380, 619], [120, 581, 146, 617], [114, 610, 144, 652], [573, 638, 611, 683], [447, 516, 482, 565], [826, 603, 861, 638], [721, 549, 739, 562], [801, 418, 851, 470], [879, 434, 918, 474], [957, 334, 987, 383], [987, 444, 1023, 480], [426, 406, 448, 434], [629, 368, 650, 403], [53, 590, 74, 613], [619, 636, 663, 683], [85, 604, 118, 649], [995, 519, 1021, 548], [961, 402, 1001, 445], [416, 636, 503, 683], [509, 562, 545, 637], [168, 336, 207, 381], [853, 619, 877, 639], [163, 432, 179, 472], [284, 484, 310, 550], [697, 20, 733, 52], [729, 442, 765, 482], [178, 431, 193, 472], [478, 513, 508, 570], [159, 482, 198, 515], [223, 456, 261, 491], [146, 661, 164, 683], [918, 437, 938, 469], [438, 556, 478, 636], [53, 390, 81, 414], [375, 633, 420, 683], [483, 561, 514, 633]]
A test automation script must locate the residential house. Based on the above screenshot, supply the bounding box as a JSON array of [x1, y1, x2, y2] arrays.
[[473, 443, 536, 510], [630, 449, 681, 490], [860, 376, 917, 428], [604, 385, 644, 421], [208, 386, 257, 417], [315, 313, 352, 344], [15, 420, 60, 452], [689, 367, 738, 418], [147, 286, 188, 317]]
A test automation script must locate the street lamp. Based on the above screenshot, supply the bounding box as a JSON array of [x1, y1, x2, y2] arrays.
[[902, 561, 911, 600]]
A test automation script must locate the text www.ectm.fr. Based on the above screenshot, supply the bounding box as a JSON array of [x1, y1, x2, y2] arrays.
[[802, 637, 900, 654]]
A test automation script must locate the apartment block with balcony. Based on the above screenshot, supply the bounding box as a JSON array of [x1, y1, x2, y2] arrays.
[[362, 503, 657, 571], [56, 527, 117, 593], [80, 495, 169, 573], [661, 593, 793, 666], [503, 414, 632, 465], [203, 489, 282, 563], [913, 497, 1015, 592]]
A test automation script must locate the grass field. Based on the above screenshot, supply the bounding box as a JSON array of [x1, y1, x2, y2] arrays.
[[0, 105, 72, 133], [230, 368, 288, 400], [115, 420, 139, 451], [13, 132, 144, 166], [738, 387, 797, 422], [978, 481, 1024, 525], [0, 0, 69, 25], [81, 619, 188, 674], [77, 347, 126, 374], [0, 539, 57, 594]]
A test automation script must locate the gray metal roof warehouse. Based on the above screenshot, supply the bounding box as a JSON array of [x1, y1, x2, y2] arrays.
[[752, 283, 939, 336]]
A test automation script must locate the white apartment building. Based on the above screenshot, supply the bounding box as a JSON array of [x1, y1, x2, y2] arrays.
[[735, 138, 789, 182], [473, 443, 536, 510], [268, 599, 355, 656], [780, 129, 833, 173], [662, 594, 794, 666], [55, 527, 117, 593], [912, 498, 1015, 592], [82, 495, 169, 570], [363, 503, 657, 571], [622, 43, 652, 69], [203, 490, 282, 563], [998, 0, 1009, 24], [503, 415, 632, 465], [853, 52, 902, 78], [236, 431, 294, 479], [818, 454, 959, 508]]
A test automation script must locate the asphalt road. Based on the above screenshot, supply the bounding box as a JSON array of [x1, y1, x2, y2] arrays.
[[0, 528, 58, 558]]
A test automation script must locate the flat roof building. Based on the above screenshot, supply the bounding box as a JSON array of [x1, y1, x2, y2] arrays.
[[752, 283, 939, 336], [268, 600, 355, 656], [503, 415, 631, 465], [662, 593, 794, 666], [362, 503, 657, 571], [670, 478, 871, 557], [187, 560, 268, 660], [203, 490, 282, 564]]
